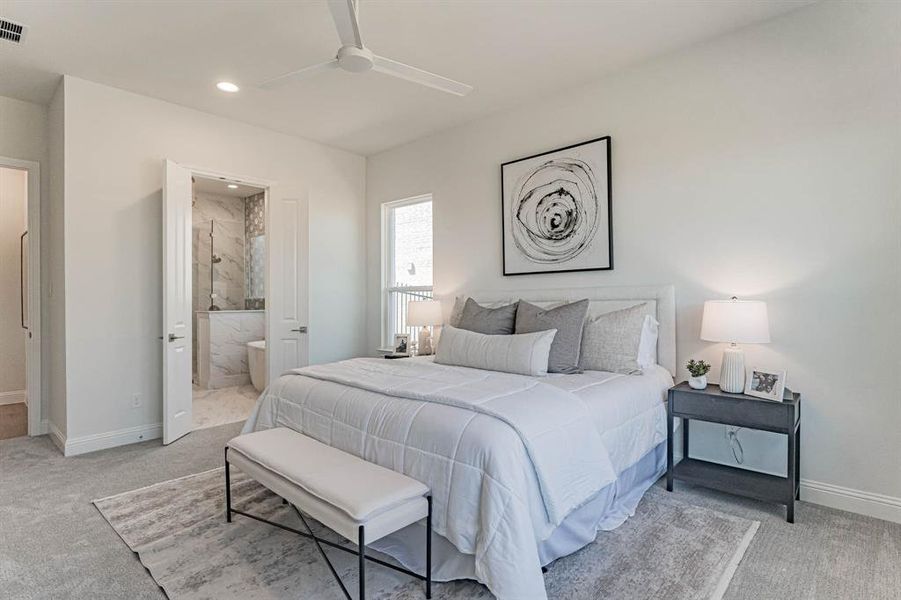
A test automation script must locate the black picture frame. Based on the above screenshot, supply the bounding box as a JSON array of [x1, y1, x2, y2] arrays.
[[500, 136, 613, 276]]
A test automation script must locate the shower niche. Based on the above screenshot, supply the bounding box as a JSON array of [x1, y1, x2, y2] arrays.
[[192, 177, 266, 388]]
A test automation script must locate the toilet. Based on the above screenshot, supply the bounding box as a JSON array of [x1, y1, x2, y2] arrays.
[[247, 340, 267, 392]]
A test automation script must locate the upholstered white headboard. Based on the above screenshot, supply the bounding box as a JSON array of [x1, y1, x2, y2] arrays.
[[439, 285, 677, 376]]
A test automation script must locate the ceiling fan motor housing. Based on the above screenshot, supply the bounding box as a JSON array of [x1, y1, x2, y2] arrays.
[[337, 45, 374, 72]]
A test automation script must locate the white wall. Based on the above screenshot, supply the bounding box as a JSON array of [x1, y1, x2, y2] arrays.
[[0, 167, 27, 394], [0, 94, 55, 427], [60, 76, 366, 444], [47, 83, 67, 437], [367, 1, 901, 517]]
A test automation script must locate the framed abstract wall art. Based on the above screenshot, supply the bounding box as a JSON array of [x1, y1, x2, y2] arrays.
[[501, 136, 612, 275]]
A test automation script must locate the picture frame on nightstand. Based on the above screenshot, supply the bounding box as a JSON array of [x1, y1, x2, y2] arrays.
[[393, 334, 410, 357], [744, 367, 786, 401]]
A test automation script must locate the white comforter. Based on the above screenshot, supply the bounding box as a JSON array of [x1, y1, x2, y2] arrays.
[[244, 357, 669, 600]]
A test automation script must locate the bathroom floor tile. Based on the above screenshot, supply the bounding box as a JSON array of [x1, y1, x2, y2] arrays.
[[192, 384, 259, 431]]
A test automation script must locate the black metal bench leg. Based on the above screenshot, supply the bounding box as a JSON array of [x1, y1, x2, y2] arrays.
[[224, 448, 232, 523], [426, 496, 432, 599], [293, 507, 352, 600], [226, 466, 430, 600], [358, 525, 366, 600]]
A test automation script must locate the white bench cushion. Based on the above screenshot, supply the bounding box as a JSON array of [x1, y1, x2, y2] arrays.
[[228, 450, 428, 543], [228, 428, 429, 528]]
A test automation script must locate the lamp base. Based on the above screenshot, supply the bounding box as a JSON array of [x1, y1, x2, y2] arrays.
[[720, 346, 745, 393], [418, 327, 433, 356]]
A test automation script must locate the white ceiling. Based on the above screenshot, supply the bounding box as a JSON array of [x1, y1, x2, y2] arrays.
[[193, 175, 263, 199], [0, 1, 809, 155]]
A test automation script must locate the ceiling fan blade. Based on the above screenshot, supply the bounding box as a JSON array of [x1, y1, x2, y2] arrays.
[[258, 60, 339, 89], [328, 0, 363, 48], [372, 55, 473, 96]]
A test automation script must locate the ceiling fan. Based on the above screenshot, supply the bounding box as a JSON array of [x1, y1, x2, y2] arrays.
[[259, 0, 473, 96]]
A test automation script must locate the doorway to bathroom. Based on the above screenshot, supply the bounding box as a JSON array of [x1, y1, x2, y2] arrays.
[[190, 176, 266, 431], [162, 159, 310, 445], [0, 156, 41, 441]]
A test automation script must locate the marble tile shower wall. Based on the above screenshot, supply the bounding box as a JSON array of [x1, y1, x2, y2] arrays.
[[244, 192, 265, 310], [190, 189, 267, 380], [192, 190, 246, 379], [193, 191, 246, 312]]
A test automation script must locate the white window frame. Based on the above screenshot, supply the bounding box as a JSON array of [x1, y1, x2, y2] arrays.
[[380, 194, 433, 350]]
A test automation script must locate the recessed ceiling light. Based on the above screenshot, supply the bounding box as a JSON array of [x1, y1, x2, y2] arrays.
[[217, 81, 239, 93], [227, 184, 238, 189]]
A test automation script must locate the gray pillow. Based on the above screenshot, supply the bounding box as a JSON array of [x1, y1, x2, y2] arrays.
[[515, 299, 589, 373], [456, 298, 518, 335], [448, 296, 466, 328], [579, 303, 648, 375]]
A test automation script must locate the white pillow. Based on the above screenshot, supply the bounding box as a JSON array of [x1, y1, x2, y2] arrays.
[[637, 314, 659, 369], [434, 325, 557, 377]]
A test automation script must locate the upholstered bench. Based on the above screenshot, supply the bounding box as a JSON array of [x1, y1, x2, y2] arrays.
[[225, 427, 432, 600]]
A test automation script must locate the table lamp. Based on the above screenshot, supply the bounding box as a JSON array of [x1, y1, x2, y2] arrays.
[[700, 297, 770, 393], [407, 300, 443, 355]]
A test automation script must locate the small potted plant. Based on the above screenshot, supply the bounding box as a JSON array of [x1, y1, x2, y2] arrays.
[[686, 359, 711, 390]]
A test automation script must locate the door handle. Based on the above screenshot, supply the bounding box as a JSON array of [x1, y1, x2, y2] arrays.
[[290, 326, 308, 333], [168, 333, 185, 342], [20, 230, 27, 330]]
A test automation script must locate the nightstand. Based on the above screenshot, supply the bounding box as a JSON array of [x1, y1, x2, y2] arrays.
[[666, 382, 801, 522]]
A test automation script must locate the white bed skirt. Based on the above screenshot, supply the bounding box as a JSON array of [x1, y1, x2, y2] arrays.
[[367, 442, 666, 582]]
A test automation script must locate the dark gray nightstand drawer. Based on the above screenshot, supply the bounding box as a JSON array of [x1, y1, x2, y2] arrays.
[[671, 390, 795, 432]]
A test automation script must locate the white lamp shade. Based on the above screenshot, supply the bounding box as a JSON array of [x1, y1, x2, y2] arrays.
[[407, 300, 443, 327], [700, 299, 770, 344]]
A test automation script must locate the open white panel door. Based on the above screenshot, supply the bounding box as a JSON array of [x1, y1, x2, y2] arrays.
[[267, 187, 310, 382], [162, 160, 193, 444]]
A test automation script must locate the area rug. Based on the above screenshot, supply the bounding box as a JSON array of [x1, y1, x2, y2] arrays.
[[94, 468, 759, 599]]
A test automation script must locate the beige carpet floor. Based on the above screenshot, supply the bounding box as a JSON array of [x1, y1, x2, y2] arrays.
[[1, 424, 899, 599]]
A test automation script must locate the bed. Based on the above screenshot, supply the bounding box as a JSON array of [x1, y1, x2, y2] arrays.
[[243, 285, 676, 600]]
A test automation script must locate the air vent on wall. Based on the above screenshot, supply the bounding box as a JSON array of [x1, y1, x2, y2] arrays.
[[0, 18, 27, 44]]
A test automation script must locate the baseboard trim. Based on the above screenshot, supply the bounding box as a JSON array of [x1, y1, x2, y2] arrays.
[[0, 389, 26, 406], [38, 418, 49, 435], [48, 421, 66, 454], [801, 479, 901, 524], [63, 423, 162, 457]]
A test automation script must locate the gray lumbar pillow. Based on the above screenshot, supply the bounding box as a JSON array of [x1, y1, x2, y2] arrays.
[[456, 298, 518, 335], [515, 299, 589, 373], [435, 326, 557, 376], [579, 302, 648, 375]]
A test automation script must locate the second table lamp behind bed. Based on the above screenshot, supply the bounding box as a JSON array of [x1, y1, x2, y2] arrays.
[[407, 299, 444, 355]]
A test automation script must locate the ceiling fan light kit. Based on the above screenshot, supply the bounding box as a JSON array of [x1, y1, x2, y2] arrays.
[[259, 0, 472, 96]]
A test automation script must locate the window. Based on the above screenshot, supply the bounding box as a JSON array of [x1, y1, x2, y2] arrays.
[[382, 195, 433, 349]]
